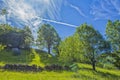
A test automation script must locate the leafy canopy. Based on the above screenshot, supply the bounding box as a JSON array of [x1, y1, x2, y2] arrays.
[[37, 24, 61, 54], [59, 34, 84, 63], [106, 20, 120, 51]]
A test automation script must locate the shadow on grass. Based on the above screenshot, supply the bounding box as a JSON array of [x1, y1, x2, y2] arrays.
[[0, 49, 34, 64], [35, 50, 60, 65], [78, 67, 120, 80], [96, 70, 120, 79]]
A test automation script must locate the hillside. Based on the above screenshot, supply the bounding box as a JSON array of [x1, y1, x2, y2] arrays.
[[0, 49, 120, 80]]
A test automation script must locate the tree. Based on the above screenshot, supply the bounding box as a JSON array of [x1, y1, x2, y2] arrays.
[[21, 26, 34, 49], [0, 8, 8, 24], [106, 20, 120, 51], [0, 24, 15, 46], [97, 53, 115, 69], [75, 23, 106, 71], [0, 25, 33, 49], [0, 24, 13, 35], [111, 51, 120, 69], [37, 24, 61, 54], [59, 34, 84, 64], [52, 33, 61, 56], [0, 31, 24, 48]]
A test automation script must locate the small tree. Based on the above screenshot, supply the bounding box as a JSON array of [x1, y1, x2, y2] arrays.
[[37, 24, 61, 54], [59, 34, 84, 64]]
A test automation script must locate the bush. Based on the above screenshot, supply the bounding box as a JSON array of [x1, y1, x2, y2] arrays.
[[0, 44, 6, 51]]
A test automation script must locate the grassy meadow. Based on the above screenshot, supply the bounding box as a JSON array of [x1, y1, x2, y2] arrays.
[[0, 49, 120, 80]]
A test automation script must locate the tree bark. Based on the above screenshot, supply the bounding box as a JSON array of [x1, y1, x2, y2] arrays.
[[48, 45, 51, 54], [91, 51, 96, 71], [92, 60, 96, 71]]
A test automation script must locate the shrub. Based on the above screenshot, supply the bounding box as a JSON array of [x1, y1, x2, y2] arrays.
[[0, 44, 6, 51]]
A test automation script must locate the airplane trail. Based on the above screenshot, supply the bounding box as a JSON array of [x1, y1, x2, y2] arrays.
[[41, 18, 78, 28]]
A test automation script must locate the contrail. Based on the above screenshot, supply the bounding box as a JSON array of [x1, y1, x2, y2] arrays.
[[70, 4, 87, 18], [41, 18, 78, 28]]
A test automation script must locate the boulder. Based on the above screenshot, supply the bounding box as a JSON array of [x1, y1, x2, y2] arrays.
[[12, 48, 21, 56]]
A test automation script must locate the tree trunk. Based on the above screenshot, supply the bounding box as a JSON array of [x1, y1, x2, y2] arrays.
[[5, 14, 7, 24], [92, 60, 96, 71], [48, 45, 51, 54], [91, 51, 96, 71]]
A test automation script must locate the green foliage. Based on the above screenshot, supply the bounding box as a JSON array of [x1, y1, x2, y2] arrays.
[[0, 9, 8, 16], [97, 53, 116, 69], [0, 49, 120, 80], [0, 24, 13, 35], [76, 23, 106, 58], [0, 63, 120, 80], [37, 24, 61, 54], [111, 51, 120, 69], [21, 26, 34, 48], [30, 49, 44, 67], [0, 32, 24, 48], [0, 44, 6, 51], [0, 13, 119, 79], [0, 25, 33, 48], [105, 20, 120, 68], [106, 20, 120, 51], [75, 23, 107, 70], [0, 49, 59, 66], [59, 34, 84, 63], [0, 8, 8, 24]]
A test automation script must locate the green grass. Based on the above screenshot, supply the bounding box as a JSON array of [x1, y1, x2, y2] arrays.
[[0, 50, 33, 64], [0, 67, 120, 80], [0, 49, 120, 80]]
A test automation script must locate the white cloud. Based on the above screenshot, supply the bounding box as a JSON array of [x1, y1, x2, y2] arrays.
[[70, 4, 87, 18], [64, 1, 87, 18], [90, 0, 120, 20], [0, 0, 65, 40], [0, 0, 78, 29], [3, 0, 37, 26], [110, 0, 120, 14], [1, 0, 64, 27]]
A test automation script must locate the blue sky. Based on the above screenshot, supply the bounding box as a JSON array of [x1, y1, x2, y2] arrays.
[[51, 0, 120, 39], [0, 0, 120, 39]]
